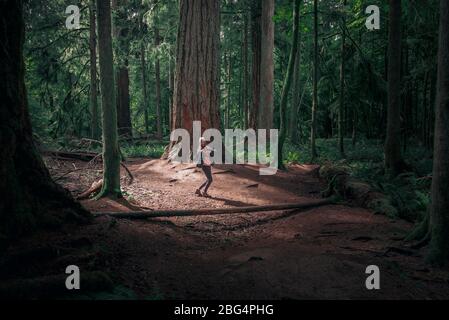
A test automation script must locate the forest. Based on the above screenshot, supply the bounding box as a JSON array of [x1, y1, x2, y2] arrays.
[[0, 0, 449, 301]]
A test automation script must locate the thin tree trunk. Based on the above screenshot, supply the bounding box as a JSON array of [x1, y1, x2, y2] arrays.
[[226, 52, 232, 128], [384, 0, 405, 175], [141, 41, 149, 134], [113, 0, 132, 138], [249, 1, 261, 129], [154, 25, 162, 138], [0, 0, 89, 240], [338, 0, 346, 157], [243, 12, 249, 129], [278, 0, 301, 169], [89, 0, 100, 140], [289, 29, 302, 144], [311, 0, 319, 160], [96, 0, 122, 198], [427, 0, 449, 265], [258, 0, 275, 130]]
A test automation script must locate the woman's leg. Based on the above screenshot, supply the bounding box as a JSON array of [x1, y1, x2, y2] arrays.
[[197, 166, 209, 192], [203, 166, 213, 193]]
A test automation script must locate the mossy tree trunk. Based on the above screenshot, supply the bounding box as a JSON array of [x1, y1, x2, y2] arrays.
[[278, 0, 301, 169], [0, 0, 90, 243], [96, 0, 122, 199]]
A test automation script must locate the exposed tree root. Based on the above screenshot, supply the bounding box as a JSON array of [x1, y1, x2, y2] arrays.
[[94, 197, 338, 220]]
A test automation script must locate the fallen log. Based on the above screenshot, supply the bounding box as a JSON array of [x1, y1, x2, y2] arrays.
[[94, 197, 338, 219], [43, 150, 98, 161]]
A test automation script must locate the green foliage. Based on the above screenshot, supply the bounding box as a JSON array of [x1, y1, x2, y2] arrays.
[[121, 142, 166, 158]]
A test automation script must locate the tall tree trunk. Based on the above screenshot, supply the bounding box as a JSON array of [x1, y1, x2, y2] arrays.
[[170, 0, 221, 141], [97, 0, 122, 198], [0, 0, 89, 241], [113, 0, 132, 138], [310, 0, 319, 160], [154, 24, 163, 138], [338, 0, 346, 157], [243, 12, 249, 129], [226, 52, 232, 128], [384, 0, 404, 175], [278, 0, 301, 169], [258, 0, 275, 130], [289, 28, 302, 144], [89, 0, 100, 140], [249, 1, 261, 129], [169, 55, 174, 131], [141, 40, 149, 134], [427, 0, 449, 265]]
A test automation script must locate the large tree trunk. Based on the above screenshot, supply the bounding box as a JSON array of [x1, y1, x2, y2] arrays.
[[278, 0, 301, 169], [427, 0, 449, 265], [154, 24, 163, 138], [258, 0, 275, 130], [338, 0, 346, 157], [0, 0, 89, 242], [97, 0, 122, 198], [89, 0, 100, 140], [384, 0, 404, 175], [249, 1, 261, 130], [310, 0, 319, 160], [113, 0, 132, 138], [171, 0, 221, 140]]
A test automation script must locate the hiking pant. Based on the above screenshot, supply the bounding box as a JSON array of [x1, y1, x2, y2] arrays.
[[199, 165, 213, 193]]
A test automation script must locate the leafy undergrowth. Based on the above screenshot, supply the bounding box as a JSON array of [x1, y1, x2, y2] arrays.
[[284, 138, 433, 222]]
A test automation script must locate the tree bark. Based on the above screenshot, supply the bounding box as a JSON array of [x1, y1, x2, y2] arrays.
[[249, 1, 261, 130], [89, 0, 100, 140], [0, 0, 90, 242], [384, 0, 405, 175], [171, 0, 221, 140], [258, 0, 275, 130], [278, 0, 301, 169], [96, 0, 122, 198], [338, 0, 346, 157], [427, 0, 449, 265], [289, 29, 302, 144], [243, 12, 249, 129], [141, 40, 149, 134], [113, 0, 132, 138], [154, 24, 163, 138], [311, 0, 319, 160]]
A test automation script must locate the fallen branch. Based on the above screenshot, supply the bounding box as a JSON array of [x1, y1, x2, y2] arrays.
[[94, 197, 338, 219], [76, 179, 103, 200]]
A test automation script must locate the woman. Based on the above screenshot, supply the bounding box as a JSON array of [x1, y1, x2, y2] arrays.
[[195, 137, 213, 197]]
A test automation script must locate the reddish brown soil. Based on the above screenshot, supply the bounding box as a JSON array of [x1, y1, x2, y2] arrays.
[[44, 157, 449, 299]]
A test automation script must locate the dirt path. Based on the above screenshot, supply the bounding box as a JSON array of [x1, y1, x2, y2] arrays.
[[48, 157, 449, 299]]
